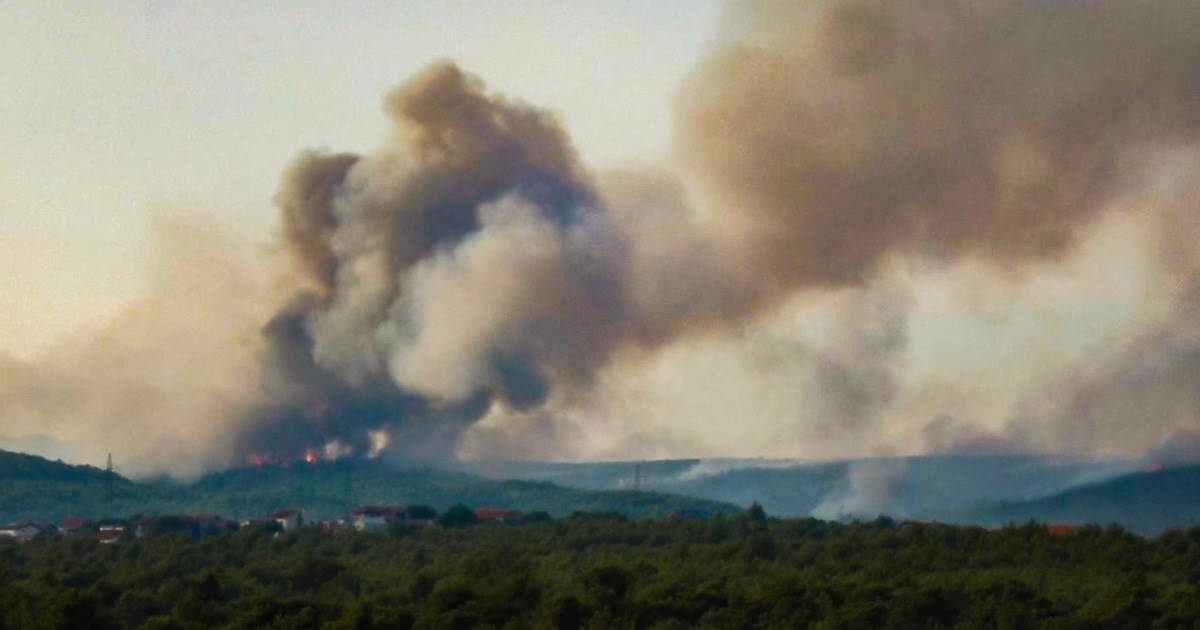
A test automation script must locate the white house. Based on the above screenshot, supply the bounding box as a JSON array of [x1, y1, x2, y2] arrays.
[[0, 523, 45, 541], [97, 525, 125, 544], [272, 508, 305, 531], [351, 505, 403, 532], [59, 517, 97, 535]]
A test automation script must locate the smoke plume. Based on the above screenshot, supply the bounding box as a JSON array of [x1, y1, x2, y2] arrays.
[[0, 223, 266, 477], [4, 0, 1200, 474], [678, 0, 1200, 288]]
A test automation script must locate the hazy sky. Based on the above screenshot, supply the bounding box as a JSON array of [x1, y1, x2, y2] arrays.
[[0, 1, 722, 359], [8, 0, 1200, 474]]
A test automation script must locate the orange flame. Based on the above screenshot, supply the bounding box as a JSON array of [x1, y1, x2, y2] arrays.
[[246, 449, 322, 468]]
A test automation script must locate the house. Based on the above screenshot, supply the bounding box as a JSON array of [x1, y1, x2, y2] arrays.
[[272, 508, 306, 531], [59, 518, 98, 535], [1046, 524, 1081, 536], [351, 505, 404, 532], [353, 511, 388, 532], [474, 507, 520, 523], [97, 525, 125, 544], [319, 519, 348, 533], [0, 522, 47, 541]]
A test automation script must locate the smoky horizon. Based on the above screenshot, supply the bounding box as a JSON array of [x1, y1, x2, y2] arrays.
[[4, 0, 1200, 478]]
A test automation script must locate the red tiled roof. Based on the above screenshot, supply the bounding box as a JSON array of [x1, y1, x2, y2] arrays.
[[474, 507, 519, 521], [182, 513, 222, 522], [1047, 524, 1081, 536]]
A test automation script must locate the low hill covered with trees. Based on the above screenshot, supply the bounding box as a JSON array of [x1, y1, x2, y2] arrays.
[[0, 450, 737, 524], [4, 511, 1200, 628], [982, 464, 1200, 535]]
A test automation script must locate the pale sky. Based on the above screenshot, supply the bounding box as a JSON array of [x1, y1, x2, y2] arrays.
[[0, 1, 723, 359]]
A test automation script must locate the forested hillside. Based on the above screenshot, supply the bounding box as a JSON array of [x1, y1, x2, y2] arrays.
[[983, 464, 1200, 535], [0, 451, 736, 523], [3, 511, 1199, 628], [463, 455, 1140, 521]]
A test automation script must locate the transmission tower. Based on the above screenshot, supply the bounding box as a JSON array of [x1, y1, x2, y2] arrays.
[[343, 459, 355, 515], [103, 454, 120, 521]]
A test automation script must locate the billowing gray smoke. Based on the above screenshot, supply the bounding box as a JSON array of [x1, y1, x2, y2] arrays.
[[678, 0, 1200, 290], [246, 0, 1200, 462], [3, 0, 1200, 475], [242, 63, 631, 461]]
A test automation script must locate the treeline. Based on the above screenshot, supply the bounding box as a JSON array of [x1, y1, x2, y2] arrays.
[[4, 509, 1200, 629]]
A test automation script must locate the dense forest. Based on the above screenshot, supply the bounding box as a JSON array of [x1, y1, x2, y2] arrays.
[[4, 508, 1200, 629]]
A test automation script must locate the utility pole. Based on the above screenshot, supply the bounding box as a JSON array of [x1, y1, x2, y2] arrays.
[[103, 454, 115, 521], [301, 456, 312, 516], [634, 463, 641, 492], [343, 459, 355, 516]]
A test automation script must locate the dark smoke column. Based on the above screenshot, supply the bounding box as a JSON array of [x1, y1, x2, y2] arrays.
[[238, 63, 631, 463]]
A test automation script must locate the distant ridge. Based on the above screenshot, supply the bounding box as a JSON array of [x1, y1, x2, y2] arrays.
[[9, 448, 1197, 535], [464, 455, 1139, 523], [980, 464, 1200, 536], [0, 449, 738, 524], [0, 449, 143, 522], [0, 448, 111, 481]]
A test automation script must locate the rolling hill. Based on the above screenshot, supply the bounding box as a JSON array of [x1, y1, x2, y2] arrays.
[[463, 455, 1139, 521], [978, 463, 1200, 535], [8, 448, 1198, 535], [0, 450, 739, 524]]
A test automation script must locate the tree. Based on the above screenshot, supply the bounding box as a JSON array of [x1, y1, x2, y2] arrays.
[[404, 505, 437, 520], [438, 504, 478, 528], [520, 511, 553, 524], [34, 589, 117, 630], [743, 503, 767, 524]]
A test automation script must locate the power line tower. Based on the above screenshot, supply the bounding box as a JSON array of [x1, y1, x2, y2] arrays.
[[343, 459, 355, 516], [301, 457, 312, 515], [103, 453, 120, 521]]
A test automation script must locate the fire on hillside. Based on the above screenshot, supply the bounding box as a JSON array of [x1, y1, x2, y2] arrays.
[[244, 431, 388, 468]]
